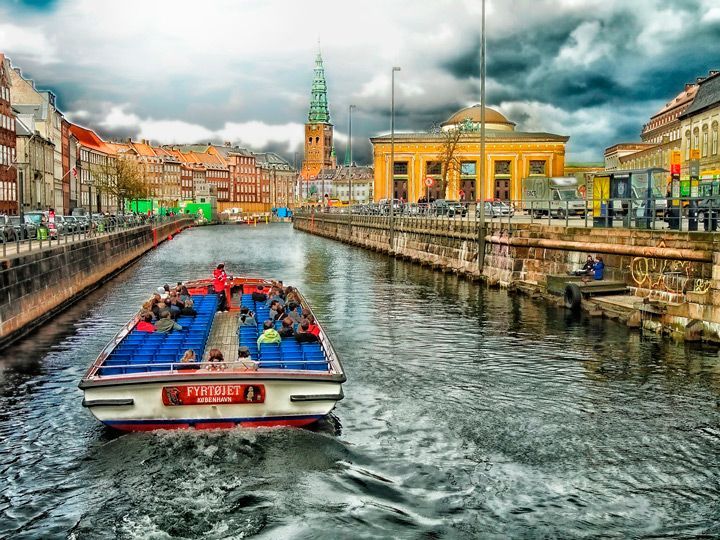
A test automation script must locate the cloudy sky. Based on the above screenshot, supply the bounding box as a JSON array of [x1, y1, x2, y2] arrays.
[[2, 0, 719, 164]]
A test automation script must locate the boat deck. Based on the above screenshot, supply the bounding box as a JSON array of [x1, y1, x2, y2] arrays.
[[92, 287, 331, 377]]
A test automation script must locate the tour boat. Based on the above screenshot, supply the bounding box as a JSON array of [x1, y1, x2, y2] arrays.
[[78, 277, 345, 431]]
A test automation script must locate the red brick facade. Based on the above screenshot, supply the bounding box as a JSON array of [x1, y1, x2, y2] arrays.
[[0, 54, 17, 214]]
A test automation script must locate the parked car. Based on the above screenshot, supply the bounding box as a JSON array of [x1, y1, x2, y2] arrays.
[[479, 200, 515, 218], [52, 215, 73, 235], [9, 216, 37, 239], [0, 215, 17, 242], [62, 215, 82, 233], [431, 199, 467, 217], [378, 198, 403, 215]]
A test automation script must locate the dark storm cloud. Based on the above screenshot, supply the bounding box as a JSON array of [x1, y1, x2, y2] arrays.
[[441, 37, 480, 79]]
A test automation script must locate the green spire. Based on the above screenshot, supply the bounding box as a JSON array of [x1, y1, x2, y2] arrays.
[[308, 52, 330, 123]]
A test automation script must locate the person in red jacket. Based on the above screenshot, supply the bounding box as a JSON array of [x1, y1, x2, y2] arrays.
[[305, 313, 320, 337], [136, 313, 155, 332], [213, 263, 229, 312]]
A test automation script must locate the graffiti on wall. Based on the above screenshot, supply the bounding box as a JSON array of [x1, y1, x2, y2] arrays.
[[629, 257, 711, 295]]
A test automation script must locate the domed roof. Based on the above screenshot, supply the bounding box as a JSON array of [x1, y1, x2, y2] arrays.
[[441, 104, 516, 129]]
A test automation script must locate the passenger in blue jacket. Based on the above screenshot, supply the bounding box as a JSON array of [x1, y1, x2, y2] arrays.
[[594, 256, 605, 280]]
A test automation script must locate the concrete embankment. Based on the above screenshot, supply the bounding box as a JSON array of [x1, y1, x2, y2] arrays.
[[0, 218, 193, 349], [294, 213, 720, 342]]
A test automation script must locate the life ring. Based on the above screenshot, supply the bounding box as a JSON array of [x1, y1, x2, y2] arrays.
[[564, 283, 583, 311]]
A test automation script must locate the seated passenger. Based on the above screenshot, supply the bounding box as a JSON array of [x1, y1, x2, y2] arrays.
[[207, 348, 226, 371], [251, 285, 268, 302], [295, 321, 319, 343], [285, 286, 301, 305], [287, 303, 302, 324], [304, 314, 321, 337], [155, 312, 183, 333], [257, 319, 281, 348], [167, 296, 183, 317], [265, 287, 285, 308], [237, 346, 258, 371], [179, 285, 193, 304], [239, 307, 257, 327], [156, 286, 168, 300], [278, 317, 295, 338], [136, 313, 155, 332], [177, 349, 200, 370], [180, 296, 197, 316], [269, 300, 283, 320]]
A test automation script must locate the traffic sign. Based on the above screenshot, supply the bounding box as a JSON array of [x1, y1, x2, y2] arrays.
[[424, 177, 434, 187], [690, 149, 700, 160], [671, 150, 681, 166]]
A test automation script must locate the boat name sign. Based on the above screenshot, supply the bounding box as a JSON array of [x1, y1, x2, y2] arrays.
[[162, 384, 265, 406]]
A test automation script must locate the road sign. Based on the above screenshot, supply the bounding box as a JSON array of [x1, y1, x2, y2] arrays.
[[424, 177, 434, 187], [671, 150, 681, 165], [690, 149, 701, 160]]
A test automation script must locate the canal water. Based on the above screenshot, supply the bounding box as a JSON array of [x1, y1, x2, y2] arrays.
[[1, 224, 719, 539]]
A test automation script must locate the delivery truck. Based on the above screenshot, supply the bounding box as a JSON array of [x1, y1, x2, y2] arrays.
[[522, 176, 586, 218]]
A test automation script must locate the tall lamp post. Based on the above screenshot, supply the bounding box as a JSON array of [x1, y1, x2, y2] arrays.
[[477, 0, 487, 270], [389, 66, 401, 249], [348, 104, 356, 205]]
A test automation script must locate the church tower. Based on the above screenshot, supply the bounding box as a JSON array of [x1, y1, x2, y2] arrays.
[[301, 51, 335, 181]]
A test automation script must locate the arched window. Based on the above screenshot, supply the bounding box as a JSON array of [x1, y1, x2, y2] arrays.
[[693, 127, 700, 152], [685, 130, 691, 160], [315, 137, 319, 144], [308, 137, 312, 144], [702, 125, 709, 157], [712, 122, 718, 156]]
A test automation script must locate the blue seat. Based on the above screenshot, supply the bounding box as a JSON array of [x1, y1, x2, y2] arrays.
[[306, 361, 328, 371], [125, 366, 147, 374]]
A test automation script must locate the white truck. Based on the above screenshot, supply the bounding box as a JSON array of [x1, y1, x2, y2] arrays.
[[522, 176, 586, 218]]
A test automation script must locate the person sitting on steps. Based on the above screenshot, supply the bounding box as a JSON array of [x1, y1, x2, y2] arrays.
[[570, 255, 595, 277]]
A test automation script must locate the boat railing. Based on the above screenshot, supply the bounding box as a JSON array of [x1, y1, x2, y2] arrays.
[[295, 292, 345, 377], [96, 359, 330, 376]]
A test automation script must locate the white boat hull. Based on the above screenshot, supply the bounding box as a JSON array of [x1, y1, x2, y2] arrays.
[[82, 376, 343, 431]]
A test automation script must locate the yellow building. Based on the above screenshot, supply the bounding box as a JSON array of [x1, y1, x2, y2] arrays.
[[371, 105, 568, 203]]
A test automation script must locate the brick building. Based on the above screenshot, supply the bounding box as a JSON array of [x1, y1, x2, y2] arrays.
[[0, 53, 16, 214]]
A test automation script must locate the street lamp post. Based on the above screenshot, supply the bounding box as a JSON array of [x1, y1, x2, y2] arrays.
[[348, 104, 356, 205], [389, 66, 400, 249], [477, 0, 487, 270]]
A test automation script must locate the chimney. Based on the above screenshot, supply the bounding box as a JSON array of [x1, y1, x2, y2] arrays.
[[142, 139, 150, 145], [126, 137, 132, 143], [710, 70, 720, 77], [224, 141, 231, 147], [697, 77, 706, 84], [685, 83, 693, 91]]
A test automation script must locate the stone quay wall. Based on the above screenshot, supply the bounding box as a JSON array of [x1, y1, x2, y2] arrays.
[[294, 213, 720, 341], [0, 218, 193, 348]]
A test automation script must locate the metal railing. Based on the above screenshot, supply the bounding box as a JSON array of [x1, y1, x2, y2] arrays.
[[0, 213, 194, 259], [97, 359, 329, 375], [294, 197, 720, 233]]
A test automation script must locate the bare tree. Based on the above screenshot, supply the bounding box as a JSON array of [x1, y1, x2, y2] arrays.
[[438, 127, 463, 198]]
